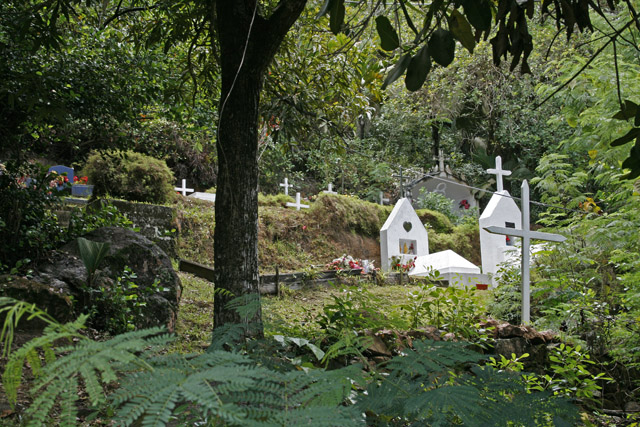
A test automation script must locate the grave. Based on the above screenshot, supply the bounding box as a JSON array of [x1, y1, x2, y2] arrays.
[[409, 150, 478, 215], [174, 179, 194, 196], [483, 180, 566, 323], [323, 183, 337, 194], [380, 198, 429, 271], [189, 192, 216, 202], [409, 249, 488, 288], [286, 192, 309, 211], [479, 156, 521, 283], [279, 177, 293, 196], [379, 191, 389, 205]]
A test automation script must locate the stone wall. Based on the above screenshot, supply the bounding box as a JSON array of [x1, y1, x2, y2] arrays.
[[110, 200, 179, 257]]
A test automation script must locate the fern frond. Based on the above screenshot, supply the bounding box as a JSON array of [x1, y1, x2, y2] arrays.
[[0, 297, 61, 358]]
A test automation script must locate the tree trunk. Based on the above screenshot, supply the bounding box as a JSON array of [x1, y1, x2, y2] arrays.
[[213, 0, 307, 339]]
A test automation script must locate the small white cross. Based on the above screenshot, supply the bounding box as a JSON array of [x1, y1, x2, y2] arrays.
[[379, 191, 389, 205], [487, 156, 512, 192], [279, 177, 293, 196], [286, 192, 309, 211], [323, 183, 337, 194], [174, 179, 194, 196], [483, 180, 566, 323], [433, 149, 448, 175]]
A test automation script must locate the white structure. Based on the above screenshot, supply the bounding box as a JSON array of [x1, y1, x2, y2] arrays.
[[188, 192, 216, 202], [484, 180, 566, 323], [286, 192, 309, 211], [279, 177, 293, 196], [323, 183, 337, 194], [479, 157, 521, 282], [379, 191, 389, 206], [410, 250, 488, 288], [380, 198, 429, 271], [486, 155, 511, 192], [174, 179, 194, 196]]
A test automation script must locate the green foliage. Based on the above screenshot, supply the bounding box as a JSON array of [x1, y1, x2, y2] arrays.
[[258, 192, 295, 207], [67, 200, 133, 237], [414, 189, 458, 223], [359, 340, 579, 426], [77, 237, 110, 286], [84, 150, 176, 203], [309, 193, 385, 237], [487, 264, 523, 325], [0, 162, 67, 272]]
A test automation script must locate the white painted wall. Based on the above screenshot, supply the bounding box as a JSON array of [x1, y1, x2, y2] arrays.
[[380, 198, 429, 271]]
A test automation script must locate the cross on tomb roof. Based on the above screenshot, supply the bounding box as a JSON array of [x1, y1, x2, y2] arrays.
[[175, 179, 194, 196], [286, 192, 309, 211], [279, 177, 293, 196], [487, 156, 512, 193], [432, 149, 449, 175], [483, 180, 566, 323], [393, 166, 411, 198]]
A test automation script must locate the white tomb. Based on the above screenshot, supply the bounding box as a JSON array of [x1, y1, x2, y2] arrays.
[[188, 192, 216, 202], [479, 156, 520, 284], [286, 192, 309, 211], [380, 198, 429, 271], [410, 250, 488, 288]]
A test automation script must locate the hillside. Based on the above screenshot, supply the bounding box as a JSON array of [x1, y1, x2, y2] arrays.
[[176, 193, 480, 273]]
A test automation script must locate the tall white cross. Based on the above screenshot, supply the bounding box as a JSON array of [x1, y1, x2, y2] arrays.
[[286, 192, 309, 211], [279, 177, 293, 196], [487, 156, 512, 192], [174, 179, 194, 196], [483, 180, 566, 323], [323, 183, 337, 194], [433, 149, 449, 175]]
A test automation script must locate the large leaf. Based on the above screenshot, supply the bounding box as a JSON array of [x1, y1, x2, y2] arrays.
[[611, 127, 640, 147], [461, 0, 492, 32], [612, 99, 639, 121], [375, 16, 400, 51], [448, 9, 475, 53], [621, 139, 640, 179], [428, 28, 455, 67], [77, 237, 110, 277], [382, 53, 411, 90], [329, 0, 345, 35], [405, 45, 431, 91]]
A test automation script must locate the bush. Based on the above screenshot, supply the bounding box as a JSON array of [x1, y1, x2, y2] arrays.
[[84, 150, 175, 203], [0, 162, 67, 271]]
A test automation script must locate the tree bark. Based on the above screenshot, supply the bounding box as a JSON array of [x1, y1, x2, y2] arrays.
[[213, 0, 306, 338]]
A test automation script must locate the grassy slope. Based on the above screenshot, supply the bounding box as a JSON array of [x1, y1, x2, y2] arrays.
[[176, 193, 480, 272]]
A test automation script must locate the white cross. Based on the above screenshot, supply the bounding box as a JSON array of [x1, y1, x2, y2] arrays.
[[279, 177, 293, 196], [433, 149, 448, 175], [323, 183, 337, 194], [487, 156, 512, 192], [483, 180, 566, 323], [379, 191, 389, 205], [174, 179, 194, 196], [286, 192, 309, 211]]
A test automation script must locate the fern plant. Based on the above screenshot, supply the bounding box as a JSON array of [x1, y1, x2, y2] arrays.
[[358, 339, 580, 426]]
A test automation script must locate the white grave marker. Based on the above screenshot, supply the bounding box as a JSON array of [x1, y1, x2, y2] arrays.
[[486, 155, 511, 193], [286, 192, 309, 211], [380, 198, 429, 271], [279, 177, 293, 196], [483, 180, 566, 323], [175, 179, 194, 196], [379, 191, 389, 205], [188, 192, 216, 202], [323, 183, 337, 194], [479, 157, 520, 280]]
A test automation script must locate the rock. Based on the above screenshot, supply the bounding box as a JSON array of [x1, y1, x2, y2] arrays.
[[0, 275, 74, 328], [625, 401, 640, 412], [365, 331, 392, 357], [494, 337, 548, 373], [29, 226, 181, 332], [497, 323, 525, 338]]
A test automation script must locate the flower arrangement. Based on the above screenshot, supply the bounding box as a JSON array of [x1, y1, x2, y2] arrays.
[[326, 254, 375, 273], [390, 255, 416, 272], [48, 171, 70, 188], [73, 176, 89, 185], [459, 199, 470, 209]]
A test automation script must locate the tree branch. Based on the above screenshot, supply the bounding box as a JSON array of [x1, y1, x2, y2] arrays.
[[102, 4, 159, 28]]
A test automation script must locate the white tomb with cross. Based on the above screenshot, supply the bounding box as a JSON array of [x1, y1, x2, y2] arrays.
[[174, 179, 194, 196], [410, 150, 478, 214], [380, 198, 429, 271], [483, 180, 566, 323], [279, 177, 293, 196], [323, 183, 337, 194], [410, 249, 488, 288], [286, 192, 309, 211], [479, 157, 521, 282]]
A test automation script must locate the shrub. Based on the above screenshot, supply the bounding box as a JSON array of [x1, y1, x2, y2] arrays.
[[84, 150, 175, 203]]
